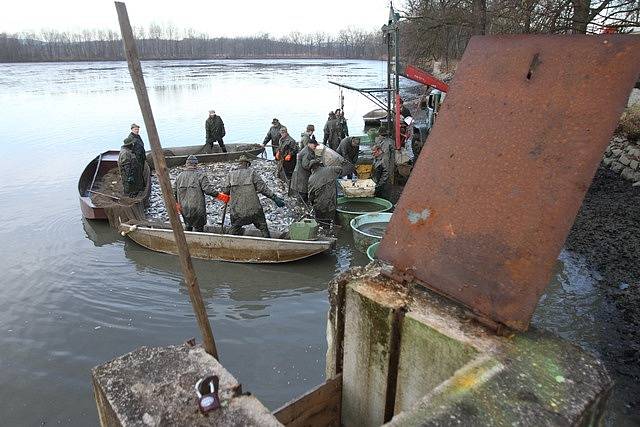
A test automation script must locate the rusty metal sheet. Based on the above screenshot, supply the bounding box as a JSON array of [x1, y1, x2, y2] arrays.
[[378, 35, 640, 331]]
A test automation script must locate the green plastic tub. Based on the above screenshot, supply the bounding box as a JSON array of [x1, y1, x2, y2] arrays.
[[367, 242, 380, 261], [336, 197, 393, 228], [350, 212, 392, 253], [288, 219, 318, 241]]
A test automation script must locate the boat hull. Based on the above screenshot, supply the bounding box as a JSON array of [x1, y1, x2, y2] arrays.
[[78, 150, 151, 221], [147, 143, 265, 169], [120, 223, 335, 264]]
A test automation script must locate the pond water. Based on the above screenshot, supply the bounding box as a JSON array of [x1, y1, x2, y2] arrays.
[[0, 59, 631, 425]]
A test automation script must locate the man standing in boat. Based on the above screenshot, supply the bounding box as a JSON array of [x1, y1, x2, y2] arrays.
[[323, 111, 341, 150], [205, 110, 227, 153], [128, 123, 147, 183], [262, 118, 283, 157], [223, 155, 285, 238], [299, 124, 317, 150], [308, 159, 343, 225], [290, 137, 318, 203], [118, 138, 143, 197], [174, 155, 227, 232], [336, 136, 360, 179]]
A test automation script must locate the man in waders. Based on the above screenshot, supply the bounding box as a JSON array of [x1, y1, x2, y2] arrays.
[[174, 155, 228, 232], [275, 126, 298, 187], [118, 137, 143, 197], [262, 118, 283, 157], [308, 159, 343, 225], [290, 137, 317, 203], [223, 155, 285, 238], [205, 110, 227, 153], [128, 123, 147, 182], [336, 136, 360, 179], [371, 144, 390, 200]]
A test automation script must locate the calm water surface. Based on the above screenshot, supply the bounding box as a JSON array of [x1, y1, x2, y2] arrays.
[[0, 59, 629, 424]]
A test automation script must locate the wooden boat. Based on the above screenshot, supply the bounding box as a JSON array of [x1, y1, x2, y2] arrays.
[[147, 143, 265, 169], [119, 221, 336, 264], [78, 150, 151, 221], [363, 108, 388, 126]]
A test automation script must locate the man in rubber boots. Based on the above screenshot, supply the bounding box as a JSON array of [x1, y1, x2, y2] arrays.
[[275, 126, 298, 183], [308, 159, 343, 225], [173, 155, 227, 232], [323, 111, 341, 150], [371, 144, 390, 200], [223, 155, 285, 238], [262, 118, 283, 157], [128, 123, 147, 181], [205, 110, 227, 153], [290, 137, 317, 203], [118, 137, 143, 197], [336, 136, 360, 178]]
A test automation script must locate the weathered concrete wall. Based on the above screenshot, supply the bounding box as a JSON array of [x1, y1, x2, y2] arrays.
[[328, 265, 613, 427], [92, 344, 281, 426]]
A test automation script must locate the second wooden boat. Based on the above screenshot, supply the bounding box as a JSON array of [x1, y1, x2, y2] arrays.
[[147, 143, 265, 169], [119, 222, 336, 263]]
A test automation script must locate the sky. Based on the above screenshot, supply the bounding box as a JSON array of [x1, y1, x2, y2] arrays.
[[1, 0, 393, 37]]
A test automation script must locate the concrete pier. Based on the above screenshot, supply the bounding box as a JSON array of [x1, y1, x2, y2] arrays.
[[92, 344, 281, 426], [327, 265, 612, 427]]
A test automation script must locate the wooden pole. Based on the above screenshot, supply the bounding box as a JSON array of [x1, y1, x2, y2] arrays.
[[114, 1, 218, 359]]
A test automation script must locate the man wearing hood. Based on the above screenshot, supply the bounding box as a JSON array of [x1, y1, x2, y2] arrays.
[[308, 160, 343, 224], [118, 137, 143, 197], [223, 155, 285, 238], [174, 155, 225, 232]]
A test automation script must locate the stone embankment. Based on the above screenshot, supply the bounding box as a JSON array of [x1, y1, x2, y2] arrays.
[[602, 136, 640, 186]]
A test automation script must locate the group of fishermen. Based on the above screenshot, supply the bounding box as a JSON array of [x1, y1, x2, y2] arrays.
[[118, 107, 395, 237]]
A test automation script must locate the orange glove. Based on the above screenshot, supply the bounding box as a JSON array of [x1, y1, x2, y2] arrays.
[[284, 154, 292, 161], [175, 202, 182, 214], [216, 192, 230, 204], [275, 151, 281, 160]]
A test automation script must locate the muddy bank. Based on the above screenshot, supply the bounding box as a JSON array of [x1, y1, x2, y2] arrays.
[[564, 167, 640, 421]]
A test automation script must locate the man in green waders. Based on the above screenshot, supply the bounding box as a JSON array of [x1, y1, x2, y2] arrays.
[[174, 155, 228, 232], [118, 137, 143, 197]]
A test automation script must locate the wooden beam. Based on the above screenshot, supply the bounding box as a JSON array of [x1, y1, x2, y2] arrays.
[[273, 375, 342, 427], [114, 1, 218, 359]]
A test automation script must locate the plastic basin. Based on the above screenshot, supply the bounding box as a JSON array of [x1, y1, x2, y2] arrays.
[[367, 241, 380, 261], [336, 197, 393, 229], [350, 212, 393, 253]]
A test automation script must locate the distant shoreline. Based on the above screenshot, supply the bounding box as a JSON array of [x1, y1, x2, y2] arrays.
[[0, 55, 385, 65]]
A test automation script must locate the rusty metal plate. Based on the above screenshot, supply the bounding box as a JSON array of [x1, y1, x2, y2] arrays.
[[378, 35, 640, 331]]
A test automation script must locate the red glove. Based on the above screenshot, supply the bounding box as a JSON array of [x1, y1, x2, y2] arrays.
[[275, 151, 281, 160], [175, 203, 182, 214], [284, 154, 292, 161], [216, 193, 230, 204]]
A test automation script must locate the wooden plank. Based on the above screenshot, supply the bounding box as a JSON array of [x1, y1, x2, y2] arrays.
[[274, 375, 342, 427], [114, 2, 218, 359]]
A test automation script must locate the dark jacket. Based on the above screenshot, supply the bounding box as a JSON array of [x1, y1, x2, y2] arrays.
[[290, 145, 316, 194], [336, 137, 360, 165], [173, 167, 218, 226], [372, 156, 389, 198], [118, 145, 143, 195], [223, 166, 275, 221], [308, 165, 343, 220], [128, 132, 147, 168], [278, 134, 298, 178], [205, 115, 226, 142], [263, 125, 282, 147], [323, 118, 341, 150]]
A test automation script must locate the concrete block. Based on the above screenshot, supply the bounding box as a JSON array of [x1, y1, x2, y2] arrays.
[[92, 344, 281, 427], [619, 155, 631, 165], [341, 272, 408, 427], [385, 287, 612, 427]]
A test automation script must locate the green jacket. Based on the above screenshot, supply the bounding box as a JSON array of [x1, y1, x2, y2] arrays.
[[308, 165, 343, 219], [205, 115, 226, 142], [290, 146, 316, 193], [118, 145, 143, 195], [223, 166, 275, 221], [173, 167, 219, 224]]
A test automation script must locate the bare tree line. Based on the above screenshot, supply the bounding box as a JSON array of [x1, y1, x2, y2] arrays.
[[0, 25, 386, 62], [400, 0, 640, 65]]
